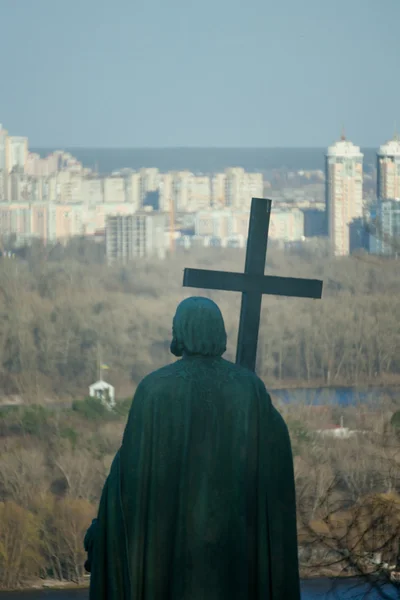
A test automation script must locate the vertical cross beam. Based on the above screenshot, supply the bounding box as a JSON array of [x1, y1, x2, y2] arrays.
[[236, 198, 271, 371]]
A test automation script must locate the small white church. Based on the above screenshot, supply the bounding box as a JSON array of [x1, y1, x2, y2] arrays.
[[89, 379, 116, 410]]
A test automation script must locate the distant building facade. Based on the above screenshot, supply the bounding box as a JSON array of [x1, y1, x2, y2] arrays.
[[195, 209, 249, 239], [369, 198, 400, 257], [302, 208, 327, 237], [106, 211, 167, 263], [269, 209, 304, 242], [8, 136, 28, 172], [103, 176, 125, 204], [0, 125, 9, 172], [349, 217, 369, 254], [326, 135, 363, 256], [377, 137, 400, 200], [224, 168, 263, 210]]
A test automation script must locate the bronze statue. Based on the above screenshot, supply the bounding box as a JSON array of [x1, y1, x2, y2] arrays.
[[84, 297, 300, 599]]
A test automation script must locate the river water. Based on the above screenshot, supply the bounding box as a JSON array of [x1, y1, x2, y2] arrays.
[[0, 579, 398, 599], [270, 385, 400, 407]]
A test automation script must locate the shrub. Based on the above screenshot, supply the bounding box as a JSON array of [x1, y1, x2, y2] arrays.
[[71, 397, 110, 420], [113, 398, 132, 417]]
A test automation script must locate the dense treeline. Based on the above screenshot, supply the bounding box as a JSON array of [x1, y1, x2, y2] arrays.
[[0, 399, 130, 589], [0, 238, 399, 400], [1, 239, 400, 591], [1, 399, 400, 589]]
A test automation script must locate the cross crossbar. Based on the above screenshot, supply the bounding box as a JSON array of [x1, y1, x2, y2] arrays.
[[183, 198, 323, 372], [183, 268, 323, 299]]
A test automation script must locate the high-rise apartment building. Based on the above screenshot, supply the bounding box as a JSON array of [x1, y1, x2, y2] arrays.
[[158, 173, 172, 212], [106, 212, 167, 263], [269, 209, 304, 242], [0, 172, 6, 201], [225, 168, 245, 208], [225, 168, 263, 210], [0, 125, 9, 172], [369, 198, 400, 256], [377, 136, 400, 200], [8, 136, 28, 172], [211, 173, 226, 207], [188, 176, 211, 211], [126, 172, 141, 210], [47, 203, 86, 241], [195, 209, 249, 240], [95, 202, 136, 231], [140, 168, 159, 205], [325, 135, 363, 256], [25, 152, 60, 177], [81, 176, 104, 206], [103, 176, 125, 203], [171, 171, 192, 212]]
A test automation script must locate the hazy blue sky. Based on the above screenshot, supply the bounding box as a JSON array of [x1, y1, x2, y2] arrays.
[[0, 0, 399, 148]]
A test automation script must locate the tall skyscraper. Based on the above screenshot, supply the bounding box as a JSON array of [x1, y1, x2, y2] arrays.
[[325, 134, 363, 256], [377, 135, 400, 200]]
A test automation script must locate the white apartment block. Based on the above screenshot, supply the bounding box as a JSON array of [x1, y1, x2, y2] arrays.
[[158, 173, 172, 212], [103, 176, 125, 204], [377, 136, 400, 200], [0, 125, 8, 172], [106, 211, 167, 262], [0, 172, 6, 201], [188, 175, 211, 211], [127, 172, 141, 210], [82, 177, 104, 206], [94, 202, 137, 231], [211, 173, 226, 207], [195, 209, 249, 239], [268, 209, 304, 242], [8, 136, 28, 172], [140, 168, 159, 204], [53, 171, 83, 204], [171, 171, 192, 212], [326, 136, 363, 256], [225, 168, 263, 210]]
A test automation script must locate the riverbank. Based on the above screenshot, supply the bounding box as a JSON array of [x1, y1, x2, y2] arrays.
[[0, 570, 380, 593], [10, 580, 90, 593], [1, 380, 400, 411]]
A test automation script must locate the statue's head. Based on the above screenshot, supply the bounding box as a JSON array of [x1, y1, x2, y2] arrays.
[[170, 296, 227, 357]]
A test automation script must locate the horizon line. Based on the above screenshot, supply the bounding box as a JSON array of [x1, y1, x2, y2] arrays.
[[30, 145, 379, 151]]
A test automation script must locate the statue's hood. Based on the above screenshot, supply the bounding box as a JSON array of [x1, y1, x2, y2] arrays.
[[170, 296, 227, 357]]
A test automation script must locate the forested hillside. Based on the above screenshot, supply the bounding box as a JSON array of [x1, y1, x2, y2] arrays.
[[0, 240, 399, 402]]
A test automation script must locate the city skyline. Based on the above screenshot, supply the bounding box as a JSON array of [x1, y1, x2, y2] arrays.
[[1, 1, 399, 148], [0, 117, 399, 258]]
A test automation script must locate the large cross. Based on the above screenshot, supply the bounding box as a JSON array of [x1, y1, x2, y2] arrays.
[[183, 198, 323, 372]]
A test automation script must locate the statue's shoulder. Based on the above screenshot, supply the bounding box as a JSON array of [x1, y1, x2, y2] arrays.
[[136, 361, 184, 394], [136, 359, 268, 398], [219, 357, 259, 379], [218, 358, 269, 391]]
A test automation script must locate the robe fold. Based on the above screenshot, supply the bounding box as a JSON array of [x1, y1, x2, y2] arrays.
[[86, 354, 300, 600]]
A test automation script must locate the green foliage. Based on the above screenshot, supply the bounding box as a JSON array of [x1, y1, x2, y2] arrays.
[[59, 425, 79, 447], [89, 431, 117, 457], [19, 405, 53, 437], [71, 397, 111, 421], [287, 418, 310, 456], [113, 398, 132, 417], [287, 419, 310, 443], [390, 410, 400, 430]]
